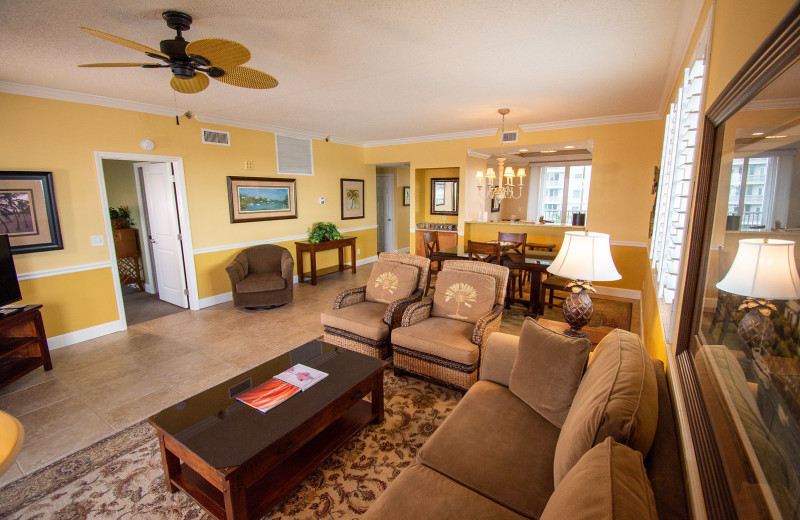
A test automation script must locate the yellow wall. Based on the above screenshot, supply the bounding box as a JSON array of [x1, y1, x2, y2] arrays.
[[0, 93, 375, 338]]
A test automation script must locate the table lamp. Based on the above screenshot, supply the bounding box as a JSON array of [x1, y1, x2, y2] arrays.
[[716, 238, 800, 356], [547, 231, 621, 337]]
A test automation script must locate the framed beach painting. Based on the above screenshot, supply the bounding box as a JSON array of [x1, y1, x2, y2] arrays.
[[0, 171, 63, 254], [403, 186, 410, 206], [227, 176, 297, 223], [341, 178, 364, 220]]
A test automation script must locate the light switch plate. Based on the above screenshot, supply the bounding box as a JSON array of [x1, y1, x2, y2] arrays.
[[91, 235, 105, 246]]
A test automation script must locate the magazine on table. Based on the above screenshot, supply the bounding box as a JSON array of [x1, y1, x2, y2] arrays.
[[236, 364, 328, 413]]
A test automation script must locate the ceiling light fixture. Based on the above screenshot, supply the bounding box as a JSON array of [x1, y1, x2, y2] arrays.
[[476, 108, 525, 201], [564, 145, 575, 149], [752, 132, 765, 136]]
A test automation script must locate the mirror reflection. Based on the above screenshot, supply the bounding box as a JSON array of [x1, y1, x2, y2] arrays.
[[431, 178, 458, 214], [699, 57, 800, 519]]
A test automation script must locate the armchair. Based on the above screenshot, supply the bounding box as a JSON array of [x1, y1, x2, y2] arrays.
[[225, 244, 294, 309], [391, 259, 509, 391], [321, 252, 430, 359]]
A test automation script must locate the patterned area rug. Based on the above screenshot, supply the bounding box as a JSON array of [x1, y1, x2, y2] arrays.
[[0, 373, 461, 520]]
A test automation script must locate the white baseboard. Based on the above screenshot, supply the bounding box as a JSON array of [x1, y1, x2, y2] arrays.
[[357, 255, 379, 266], [395, 247, 411, 253], [595, 286, 641, 300], [199, 292, 233, 309], [47, 320, 125, 350]]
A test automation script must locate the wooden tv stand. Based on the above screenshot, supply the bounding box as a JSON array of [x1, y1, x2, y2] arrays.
[[0, 305, 52, 390]]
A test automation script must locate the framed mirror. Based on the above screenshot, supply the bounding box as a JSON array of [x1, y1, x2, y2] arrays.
[[431, 177, 458, 215], [676, 5, 800, 518]]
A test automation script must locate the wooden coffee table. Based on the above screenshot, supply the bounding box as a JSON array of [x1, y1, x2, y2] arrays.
[[149, 340, 386, 520]]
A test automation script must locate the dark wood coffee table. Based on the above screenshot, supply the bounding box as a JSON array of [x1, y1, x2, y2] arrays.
[[149, 340, 386, 520]]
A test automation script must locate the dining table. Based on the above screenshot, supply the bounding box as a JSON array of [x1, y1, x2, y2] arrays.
[[430, 244, 558, 316]]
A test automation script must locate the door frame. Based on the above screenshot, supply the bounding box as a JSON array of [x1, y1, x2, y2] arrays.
[[376, 173, 395, 252], [94, 152, 199, 329]]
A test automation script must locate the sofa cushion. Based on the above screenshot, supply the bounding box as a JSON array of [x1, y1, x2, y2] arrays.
[[418, 380, 560, 518], [541, 437, 658, 520], [553, 329, 658, 487], [236, 272, 286, 293], [365, 260, 419, 304], [362, 463, 527, 520], [509, 318, 591, 428], [391, 317, 478, 365], [431, 269, 495, 323], [320, 301, 389, 341]]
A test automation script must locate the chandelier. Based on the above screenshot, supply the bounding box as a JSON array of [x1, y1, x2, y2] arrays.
[[476, 108, 526, 200]]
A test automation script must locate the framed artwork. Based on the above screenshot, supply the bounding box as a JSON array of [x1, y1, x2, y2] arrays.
[[490, 197, 501, 213], [227, 176, 297, 223], [341, 178, 365, 219], [403, 186, 410, 206], [0, 171, 63, 254]]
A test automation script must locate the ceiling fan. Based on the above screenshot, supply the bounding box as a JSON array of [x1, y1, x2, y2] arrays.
[[78, 10, 278, 94]]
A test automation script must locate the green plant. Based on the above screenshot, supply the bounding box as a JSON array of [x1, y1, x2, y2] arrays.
[[308, 221, 342, 243], [108, 206, 130, 220]]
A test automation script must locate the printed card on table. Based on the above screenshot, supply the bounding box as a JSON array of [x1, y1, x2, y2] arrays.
[[236, 378, 300, 413], [274, 363, 328, 391]]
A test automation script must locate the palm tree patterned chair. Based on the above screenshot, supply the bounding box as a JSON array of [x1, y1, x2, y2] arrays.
[[320, 252, 430, 359], [391, 259, 509, 391]]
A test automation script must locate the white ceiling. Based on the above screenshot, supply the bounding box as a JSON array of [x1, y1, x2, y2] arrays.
[[0, 0, 703, 145]]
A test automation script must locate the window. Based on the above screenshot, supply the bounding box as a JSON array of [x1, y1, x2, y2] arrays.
[[536, 163, 591, 224]]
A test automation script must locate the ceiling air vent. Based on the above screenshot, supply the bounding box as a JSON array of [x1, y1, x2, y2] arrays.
[[202, 128, 230, 146], [276, 135, 314, 175], [502, 130, 518, 144]]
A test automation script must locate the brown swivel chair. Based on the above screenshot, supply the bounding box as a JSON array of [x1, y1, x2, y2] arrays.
[[226, 244, 294, 309]]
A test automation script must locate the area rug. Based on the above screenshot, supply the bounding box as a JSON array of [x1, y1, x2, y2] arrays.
[[0, 372, 461, 520]]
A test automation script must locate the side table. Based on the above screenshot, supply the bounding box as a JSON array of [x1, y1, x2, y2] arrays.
[[295, 236, 357, 285], [0, 305, 52, 390], [536, 318, 611, 349]]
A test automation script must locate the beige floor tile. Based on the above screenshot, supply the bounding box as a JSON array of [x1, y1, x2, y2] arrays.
[[0, 377, 74, 417], [77, 371, 169, 414], [55, 355, 144, 394], [98, 388, 185, 430], [16, 395, 110, 446], [0, 462, 22, 487], [0, 367, 57, 397]]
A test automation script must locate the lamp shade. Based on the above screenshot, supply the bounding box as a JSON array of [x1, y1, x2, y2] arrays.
[[716, 239, 800, 300], [547, 231, 622, 281]]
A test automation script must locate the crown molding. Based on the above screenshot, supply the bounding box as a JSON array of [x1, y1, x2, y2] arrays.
[[363, 128, 497, 148], [519, 112, 661, 132], [196, 114, 365, 146], [467, 150, 491, 159]]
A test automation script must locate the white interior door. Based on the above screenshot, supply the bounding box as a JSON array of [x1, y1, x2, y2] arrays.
[[376, 174, 394, 252], [138, 162, 188, 308]]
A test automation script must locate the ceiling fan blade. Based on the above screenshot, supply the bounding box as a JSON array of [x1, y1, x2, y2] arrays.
[[185, 38, 251, 67], [79, 62, 149, 67], [170, 72, 210, 94], [212, 66, 278, 89], [80, 27, 168, 59]]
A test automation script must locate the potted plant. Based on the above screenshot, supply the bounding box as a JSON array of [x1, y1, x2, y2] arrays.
[[308, 222, 342, 243], [109, 206, 132, 229]]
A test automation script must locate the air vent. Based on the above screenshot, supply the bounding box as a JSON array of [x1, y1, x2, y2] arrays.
[[202, 128, 230, 146], [276, 135, 314, 175], [502, 130, 518, 143], [228, 378, 252, 399]]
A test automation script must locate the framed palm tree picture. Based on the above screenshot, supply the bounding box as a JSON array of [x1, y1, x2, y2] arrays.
[[0, 171, 63, 254], [341, 178, 364, 220]]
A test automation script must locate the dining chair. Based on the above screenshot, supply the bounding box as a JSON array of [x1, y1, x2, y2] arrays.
[[469, 240, 516, 307], [498, 232, 527, 298], [540, 274, 571, 308], [422, 231, 441, 295]]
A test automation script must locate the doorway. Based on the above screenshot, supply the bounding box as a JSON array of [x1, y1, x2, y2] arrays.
[[95, 152, 199, 329], [376, 173, 394, 252]]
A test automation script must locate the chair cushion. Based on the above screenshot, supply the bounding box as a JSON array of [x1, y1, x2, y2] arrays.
[[541, 437, 658, 520], [236, 272, 286, 293], [431, 269, 496, 324], [362, 463, 527, 520], [509, 318, 590, 428], [391, 317, 478, 365], [553, 329, 658, 487], [320, 301, 390, 341], [364, 260, 419, 304], [418, 381, 560, 518]]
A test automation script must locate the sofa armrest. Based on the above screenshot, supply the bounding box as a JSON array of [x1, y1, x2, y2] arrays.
[[333, 286, 367, 309], [401, 298, 433, 327], [280, 249, 294, 281], [479, 332, 519, 387], [225, 258, 246, 285], [472, 304, 504, 346], [384, 289, 424, 327]]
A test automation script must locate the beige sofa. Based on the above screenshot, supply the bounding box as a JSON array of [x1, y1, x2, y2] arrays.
[[364, 319, 688, 520]]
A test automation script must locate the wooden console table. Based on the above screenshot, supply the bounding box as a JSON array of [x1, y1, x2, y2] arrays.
[[295, 236, 357, 285], [537, 317, 612, 349], [0, 305, 52, 390]]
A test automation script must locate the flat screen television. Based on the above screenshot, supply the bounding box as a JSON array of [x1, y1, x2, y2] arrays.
[[0, 235, 22, 308]]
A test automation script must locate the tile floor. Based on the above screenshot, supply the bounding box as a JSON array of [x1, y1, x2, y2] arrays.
[[0, 262, 641, 488]]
